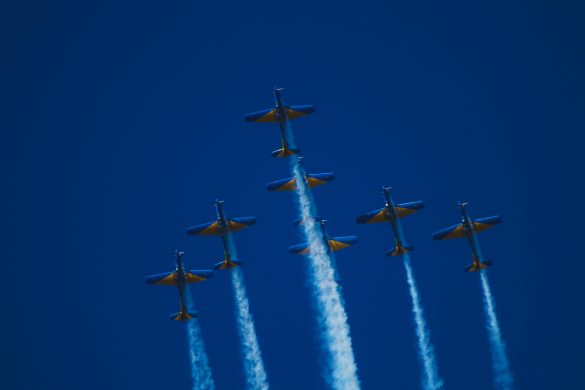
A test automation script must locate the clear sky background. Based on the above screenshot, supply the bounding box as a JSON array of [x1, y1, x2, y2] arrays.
[[2, 0, 584, 389]]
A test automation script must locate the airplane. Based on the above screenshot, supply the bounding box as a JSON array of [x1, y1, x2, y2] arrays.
[[356, 186, 424, 256], [266, 172, 335, 191], [186, 200, 256, 270], [289, 218, 357, 281], [432, 201, 502, 272], [244, 87, 315, 158], [145, 250, 213, 321], [266, 157, 335, 191]]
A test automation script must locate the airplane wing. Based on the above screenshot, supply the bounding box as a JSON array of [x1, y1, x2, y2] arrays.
[[432, 223, 467, 240], [228, 217, 257, 232], [395, 201, 425, 217], [289, 242, 312, 255], [266, 176, 296, 191], [186, 221, 221, 235], [185, 270, 214, 283], [286, 105, 315, 120], [473, 216, 502, 233], [329, 236, 358, 251], [145, 271, 177, 285], [306, 173, 335, 188], [356, 207, 388, 224], [244, 108, 278, 122]]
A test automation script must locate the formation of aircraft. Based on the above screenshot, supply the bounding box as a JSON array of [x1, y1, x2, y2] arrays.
[[432, 202, 502, 272], [356, 186, 424, 256], [145, 250, 213, 321], [146, 87, 505, 320], [186, 200, 256, 270], [244, 87, 315, 158]]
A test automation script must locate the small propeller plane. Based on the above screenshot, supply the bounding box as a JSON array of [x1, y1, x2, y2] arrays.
[[266, 172, 335, 191], [145, 250, 213, 321], [266, 157, 335, 191], [186, 200, 256, 270], [356, 186, 424, 256], [244, 87, 315, 158], [432, 201, 502, 272], [289, 218, 357, 281]]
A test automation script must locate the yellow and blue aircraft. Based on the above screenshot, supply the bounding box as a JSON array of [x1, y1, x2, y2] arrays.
[[145, 250, 213, 321], [266, 172, 335, 191], [432, 202, 502, 272], [289, 218, 357, 281], [266, 157, 335, 191], [244, 87, 315, 157], [356, 186, 424, 256], [186, 200, 256, 270]]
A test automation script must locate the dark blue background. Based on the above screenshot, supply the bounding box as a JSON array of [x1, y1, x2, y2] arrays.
[[2, 0, 584, 388]]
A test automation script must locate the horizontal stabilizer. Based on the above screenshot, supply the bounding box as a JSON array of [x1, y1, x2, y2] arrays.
[[464, 259, 492, 272], [385, 245, 414, 257], [271, 147, 300, 158], [169, 308, 197, 321], [213, 259, 243, 270]]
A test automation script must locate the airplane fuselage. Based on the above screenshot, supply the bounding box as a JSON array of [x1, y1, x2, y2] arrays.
[[173, 255, 188, 307], [213, 201, 237, 267], [382, 190, 404, 248], [318, 221, 332, 254], [273, 89, 288, 122], [318, 221, 342, 282], [460, 207, 481, 265]]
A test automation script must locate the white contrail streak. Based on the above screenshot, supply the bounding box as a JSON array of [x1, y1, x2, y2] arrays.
[[396, 221, 443, 390], [185, 291, 215, 390], [290, 157, 360, 390], [227, 234, 269, 390], [480, 270, 514, 390], [471, 233, 514, 390], [403, 254, 444, 390]]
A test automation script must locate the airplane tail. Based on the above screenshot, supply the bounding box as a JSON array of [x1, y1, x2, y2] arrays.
[[271, 146, 300, 158], [386, 245, 414, 257], [169, 306, 197, 321], [464, 259, 492, 272], [213, 259, 243, 270]]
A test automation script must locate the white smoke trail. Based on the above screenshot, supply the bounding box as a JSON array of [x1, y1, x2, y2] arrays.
[[403, 254, 443, 390], [396, 221, 443, 390], [471, 233, 514, 390], [226, 234, 270, 390], [290, 157, 360, 390], [480, 270, 514, 390], [185, 290, 215, 390]]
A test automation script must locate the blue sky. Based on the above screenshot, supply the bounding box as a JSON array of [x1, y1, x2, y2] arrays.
[[2, 0, 584, 388]]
